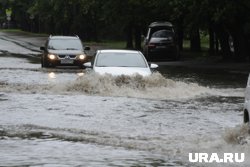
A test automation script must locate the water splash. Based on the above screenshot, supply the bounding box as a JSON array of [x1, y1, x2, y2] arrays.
[[0, 72, 228, 100], [65, 72, 210, 99], [223, 124, 250, 145]]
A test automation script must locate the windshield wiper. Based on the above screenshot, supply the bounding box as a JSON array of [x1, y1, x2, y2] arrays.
[[66, 48, 78, 50], [48, 47, 56, 50]]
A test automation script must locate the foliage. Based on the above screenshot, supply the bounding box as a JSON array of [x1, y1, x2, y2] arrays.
[[0, 0, 250, 60]]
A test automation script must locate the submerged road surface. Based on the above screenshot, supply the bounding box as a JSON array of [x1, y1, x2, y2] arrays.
[[0, 31, 250, 167]]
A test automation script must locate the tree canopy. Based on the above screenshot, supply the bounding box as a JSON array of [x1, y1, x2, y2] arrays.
[[1, 0, 250, 61]]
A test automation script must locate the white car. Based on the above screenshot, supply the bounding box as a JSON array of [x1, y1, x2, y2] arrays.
[[84, 50, 158, 76], [244, 74, 250, 123]]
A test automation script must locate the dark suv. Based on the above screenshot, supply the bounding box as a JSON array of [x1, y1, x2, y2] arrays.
[[40, 35, 90, 68], [143, 22, 179, 61]]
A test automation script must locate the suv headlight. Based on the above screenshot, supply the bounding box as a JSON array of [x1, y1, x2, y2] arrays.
[[48, 54, 56, 60], [79, 54, 86, 60]]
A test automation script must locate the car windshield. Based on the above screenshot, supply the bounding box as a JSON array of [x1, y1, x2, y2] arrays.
[[48, 39, 83, 50], [152, 30, 174, 38], [96, 52, 147, 68]]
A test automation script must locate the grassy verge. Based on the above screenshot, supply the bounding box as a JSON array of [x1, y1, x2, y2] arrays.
[[0, 29, 48, 37], [1, 29, 127, 49], [85, 41, 126, 49], [181, 35, 215, 61], [1, 29, 214, 56]]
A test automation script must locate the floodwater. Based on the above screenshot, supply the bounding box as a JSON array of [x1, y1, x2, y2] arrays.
[[0, 53, 250, 166]]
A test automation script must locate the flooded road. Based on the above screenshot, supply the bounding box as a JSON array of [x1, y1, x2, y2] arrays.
[[0, 32, 250, 167]]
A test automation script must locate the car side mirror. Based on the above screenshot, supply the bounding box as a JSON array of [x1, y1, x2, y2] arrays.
[[83, 62, 92, 68], [40, 46, 45, 51], [150, 63, 158, 69], [84, 46, 90, 51]]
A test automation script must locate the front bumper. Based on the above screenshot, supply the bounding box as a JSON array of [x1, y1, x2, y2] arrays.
[[46, 57, 91, 67]]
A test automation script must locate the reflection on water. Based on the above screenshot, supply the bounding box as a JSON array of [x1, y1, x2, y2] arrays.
[[77, 72, 84, 77], [48, 72, 56, 79], [0, 138, 184, 167]]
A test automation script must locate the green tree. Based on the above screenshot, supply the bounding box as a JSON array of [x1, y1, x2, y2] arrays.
[[3, 0, 250, 61]]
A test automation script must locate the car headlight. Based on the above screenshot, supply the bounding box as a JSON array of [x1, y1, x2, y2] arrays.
[[79, 54, 86, 60], [48, 54, 56, 60]]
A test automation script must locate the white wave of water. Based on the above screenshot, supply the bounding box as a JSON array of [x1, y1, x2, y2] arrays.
[[0, 71, 244, 100]]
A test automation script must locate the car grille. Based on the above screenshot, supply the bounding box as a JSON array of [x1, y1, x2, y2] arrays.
[[58, 55, 77, 59]]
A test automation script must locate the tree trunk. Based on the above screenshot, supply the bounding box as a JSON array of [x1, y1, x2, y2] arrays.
[[214, 24, 231, 60], [232, 32, 248, 61], [125, 23, 133, 49], [215, 35, 219, 53], [190, 28, 201, 51], [176, 19, 184, 51], [134, 25, 141, 50], [209, 25, 215, 54], [177, 28, 184, 51]]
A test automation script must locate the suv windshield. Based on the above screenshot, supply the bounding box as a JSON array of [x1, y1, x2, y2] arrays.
[[48, 39, 83, 50], [152, 30, 174, 38]]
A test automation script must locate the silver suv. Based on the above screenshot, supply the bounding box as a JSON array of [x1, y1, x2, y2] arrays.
[[40, 35, 90, 68], [143, 22, 179, 61]]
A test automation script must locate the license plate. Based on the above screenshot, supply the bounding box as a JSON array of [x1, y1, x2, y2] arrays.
[[61, 59, 74, 64], [156, 46, 166, 49]]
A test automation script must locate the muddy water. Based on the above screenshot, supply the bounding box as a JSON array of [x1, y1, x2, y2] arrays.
[[0, 56, 250, 167]]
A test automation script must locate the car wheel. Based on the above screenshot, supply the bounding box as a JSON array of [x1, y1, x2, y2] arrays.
[[79, 65, 86, 69], [42, 58, 50, 68], [244, 110, 249, 123], [41, 58, 44, 68], [41, 56, 47, 68]]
